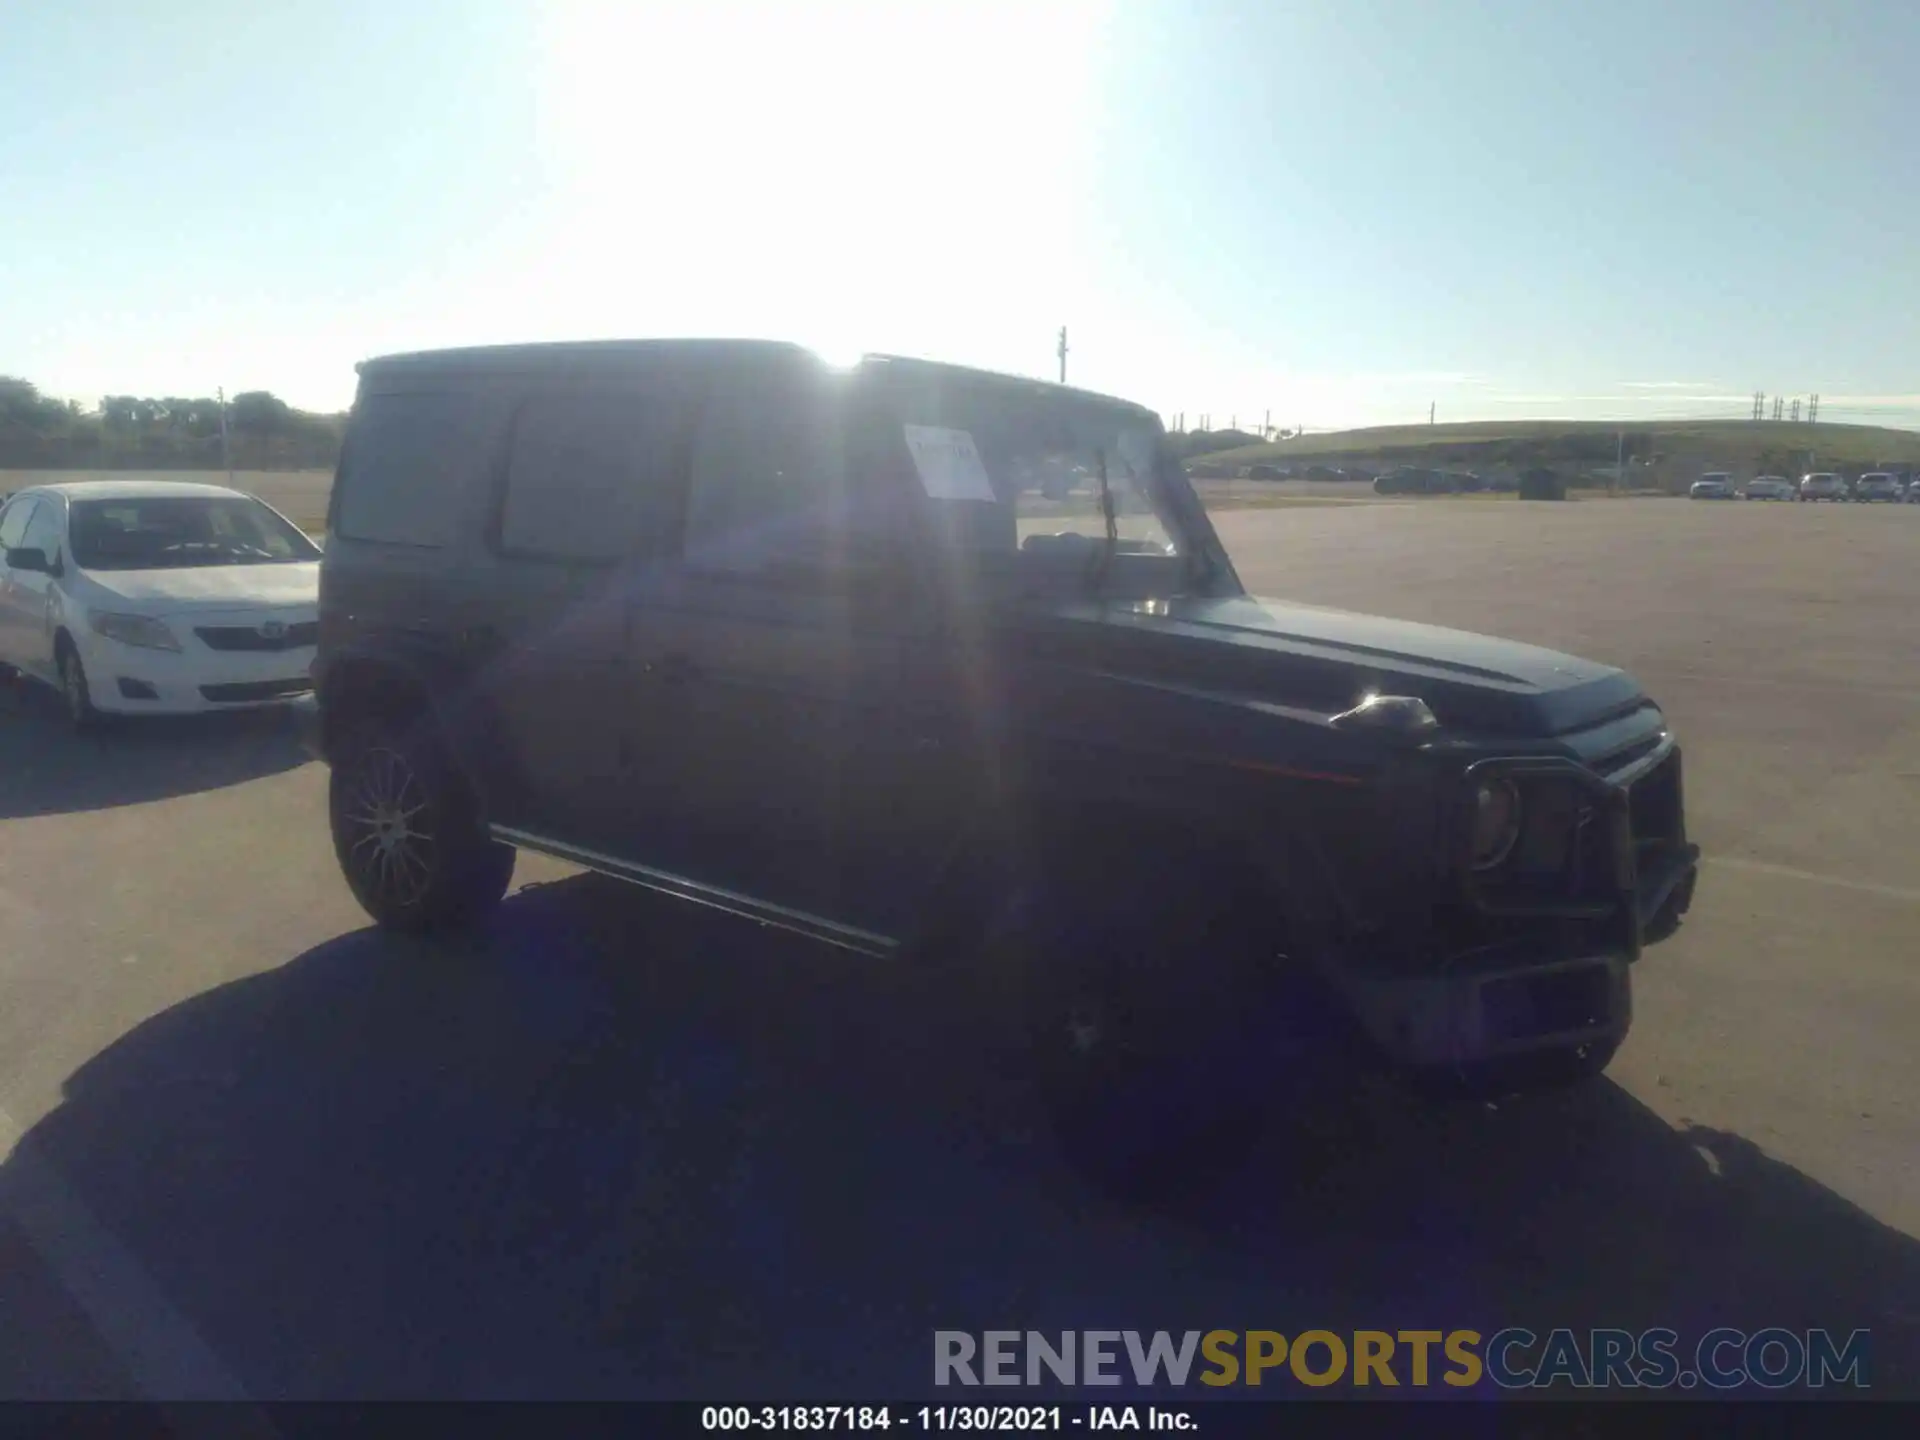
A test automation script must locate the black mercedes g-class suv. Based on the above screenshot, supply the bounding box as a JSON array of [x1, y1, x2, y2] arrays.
[[309, 340, 1699, 1176]]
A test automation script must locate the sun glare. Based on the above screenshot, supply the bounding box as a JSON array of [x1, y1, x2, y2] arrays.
[[528, 0, 1113, 374]]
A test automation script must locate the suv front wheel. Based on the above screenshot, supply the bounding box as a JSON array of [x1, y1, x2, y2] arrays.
[[328, 721, 516, 933], [990, 866, 1299, 1198]]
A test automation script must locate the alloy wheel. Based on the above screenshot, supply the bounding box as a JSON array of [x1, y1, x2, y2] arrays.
[[339, 745, 437, 909]]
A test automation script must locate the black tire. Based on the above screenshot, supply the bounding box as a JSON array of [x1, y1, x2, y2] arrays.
[[988, 868, 1304, 1199], [55, 638, 102, 733], [328, 720, 516, 934]]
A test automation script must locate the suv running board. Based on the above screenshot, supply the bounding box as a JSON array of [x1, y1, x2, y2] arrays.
[[488, 825, 899, 959]]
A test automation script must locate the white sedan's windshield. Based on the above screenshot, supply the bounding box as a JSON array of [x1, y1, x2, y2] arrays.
[[70, 496, 322, 571]]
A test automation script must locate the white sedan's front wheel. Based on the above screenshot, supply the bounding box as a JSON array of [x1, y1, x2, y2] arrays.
[[57, 642, 101, 733]]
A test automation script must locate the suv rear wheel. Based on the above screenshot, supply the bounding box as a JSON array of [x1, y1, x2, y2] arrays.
[[328, 720, 516, 933]]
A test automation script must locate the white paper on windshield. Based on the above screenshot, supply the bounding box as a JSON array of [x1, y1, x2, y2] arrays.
[[903, 425, 997, 501]]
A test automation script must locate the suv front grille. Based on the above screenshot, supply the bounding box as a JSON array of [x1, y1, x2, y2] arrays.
[[195, 622, 318, 652], [1626, 750, 1682, 844]]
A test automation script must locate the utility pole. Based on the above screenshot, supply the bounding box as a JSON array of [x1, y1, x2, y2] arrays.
[[1615, 428, 1625, 496], [1773, 395, 1784, 421], [1264, 408, 1271, 439], [1809, 393, 1819, 424], [1752, 391, 1764, 421], [217, 386, 232, 483], [1790, 398, 1801, 424], [1429, 401, 1436, 425]]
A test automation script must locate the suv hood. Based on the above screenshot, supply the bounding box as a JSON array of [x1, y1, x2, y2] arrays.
[[78, 562, 320, 611], [1062, 594, 1646, 738]]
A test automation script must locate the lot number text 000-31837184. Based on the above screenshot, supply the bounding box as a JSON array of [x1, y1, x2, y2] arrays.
[[700, 1408, 1192, 1432]]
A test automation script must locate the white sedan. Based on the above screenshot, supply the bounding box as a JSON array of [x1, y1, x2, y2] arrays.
[[0, 480, 321, 729], [1742, 476, 1796, 501]]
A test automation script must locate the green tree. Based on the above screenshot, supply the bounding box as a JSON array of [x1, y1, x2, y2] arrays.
[[229, 390, 292, 433]]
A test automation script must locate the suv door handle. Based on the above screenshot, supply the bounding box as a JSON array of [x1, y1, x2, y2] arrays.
[[649, 652, 701, 684]]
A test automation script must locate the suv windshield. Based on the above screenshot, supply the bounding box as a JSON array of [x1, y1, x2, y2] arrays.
[[70, 495, 322, 571], [853, 364, 1209, 598]]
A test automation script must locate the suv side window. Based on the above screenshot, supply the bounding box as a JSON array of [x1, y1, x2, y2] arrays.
[[0, 498, 39, 553], [334, 393, 491, 548], [498, 393, 681, 564], [685, 380, 895, 579]]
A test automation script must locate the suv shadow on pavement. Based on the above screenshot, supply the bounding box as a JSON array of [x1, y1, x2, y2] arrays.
[[0, 675, 308, 818], [4, 875, 1915, 1400]]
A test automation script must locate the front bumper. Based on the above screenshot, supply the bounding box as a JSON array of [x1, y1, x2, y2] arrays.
[[76, 609, 317, 715], [78, 631, 314, 715], [292, 692, 324, 760], [1339, 950, 1632, 1068], [1336, 741, 1701, 1069]]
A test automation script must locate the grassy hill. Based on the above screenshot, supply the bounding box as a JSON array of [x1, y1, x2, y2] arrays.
[[1201, 418, 1920, 480]]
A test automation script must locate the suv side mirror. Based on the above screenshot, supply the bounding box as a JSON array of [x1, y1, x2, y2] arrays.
[[6, 546, 50, 574]]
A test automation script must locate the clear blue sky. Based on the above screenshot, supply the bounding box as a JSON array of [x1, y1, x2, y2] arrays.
[[4, 0, 1917, 430]]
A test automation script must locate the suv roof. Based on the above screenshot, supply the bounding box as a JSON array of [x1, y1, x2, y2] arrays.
[[355, 340, 1157, 420], [357, 337, 810, 379]]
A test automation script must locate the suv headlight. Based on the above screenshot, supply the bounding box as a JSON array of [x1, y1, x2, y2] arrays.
[[88, 610, 182, 652], [1471, 777, 1523, 870]]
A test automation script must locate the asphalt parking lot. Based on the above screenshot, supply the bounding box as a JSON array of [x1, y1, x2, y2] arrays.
[[1, 499, 1916, 1402]]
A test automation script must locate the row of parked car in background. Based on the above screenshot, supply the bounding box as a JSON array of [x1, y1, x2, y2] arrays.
[[1688, 470, 1919, 502], [1233, 463, 1519, 494]]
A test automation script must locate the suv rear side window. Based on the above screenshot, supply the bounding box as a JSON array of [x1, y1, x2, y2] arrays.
[[498, 393, 683, 564], [335, 393, 494, 547]]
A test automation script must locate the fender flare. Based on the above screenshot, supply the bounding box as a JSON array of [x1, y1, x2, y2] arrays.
[[313, 640, 500, 813]]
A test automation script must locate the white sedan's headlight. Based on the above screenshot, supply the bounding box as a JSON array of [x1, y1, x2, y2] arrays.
[[1471, 778, 1524, 870], [88, 610, 182, 652]]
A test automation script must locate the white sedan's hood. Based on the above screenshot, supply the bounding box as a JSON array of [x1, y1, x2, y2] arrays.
[[80, 562, 320, 612]]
